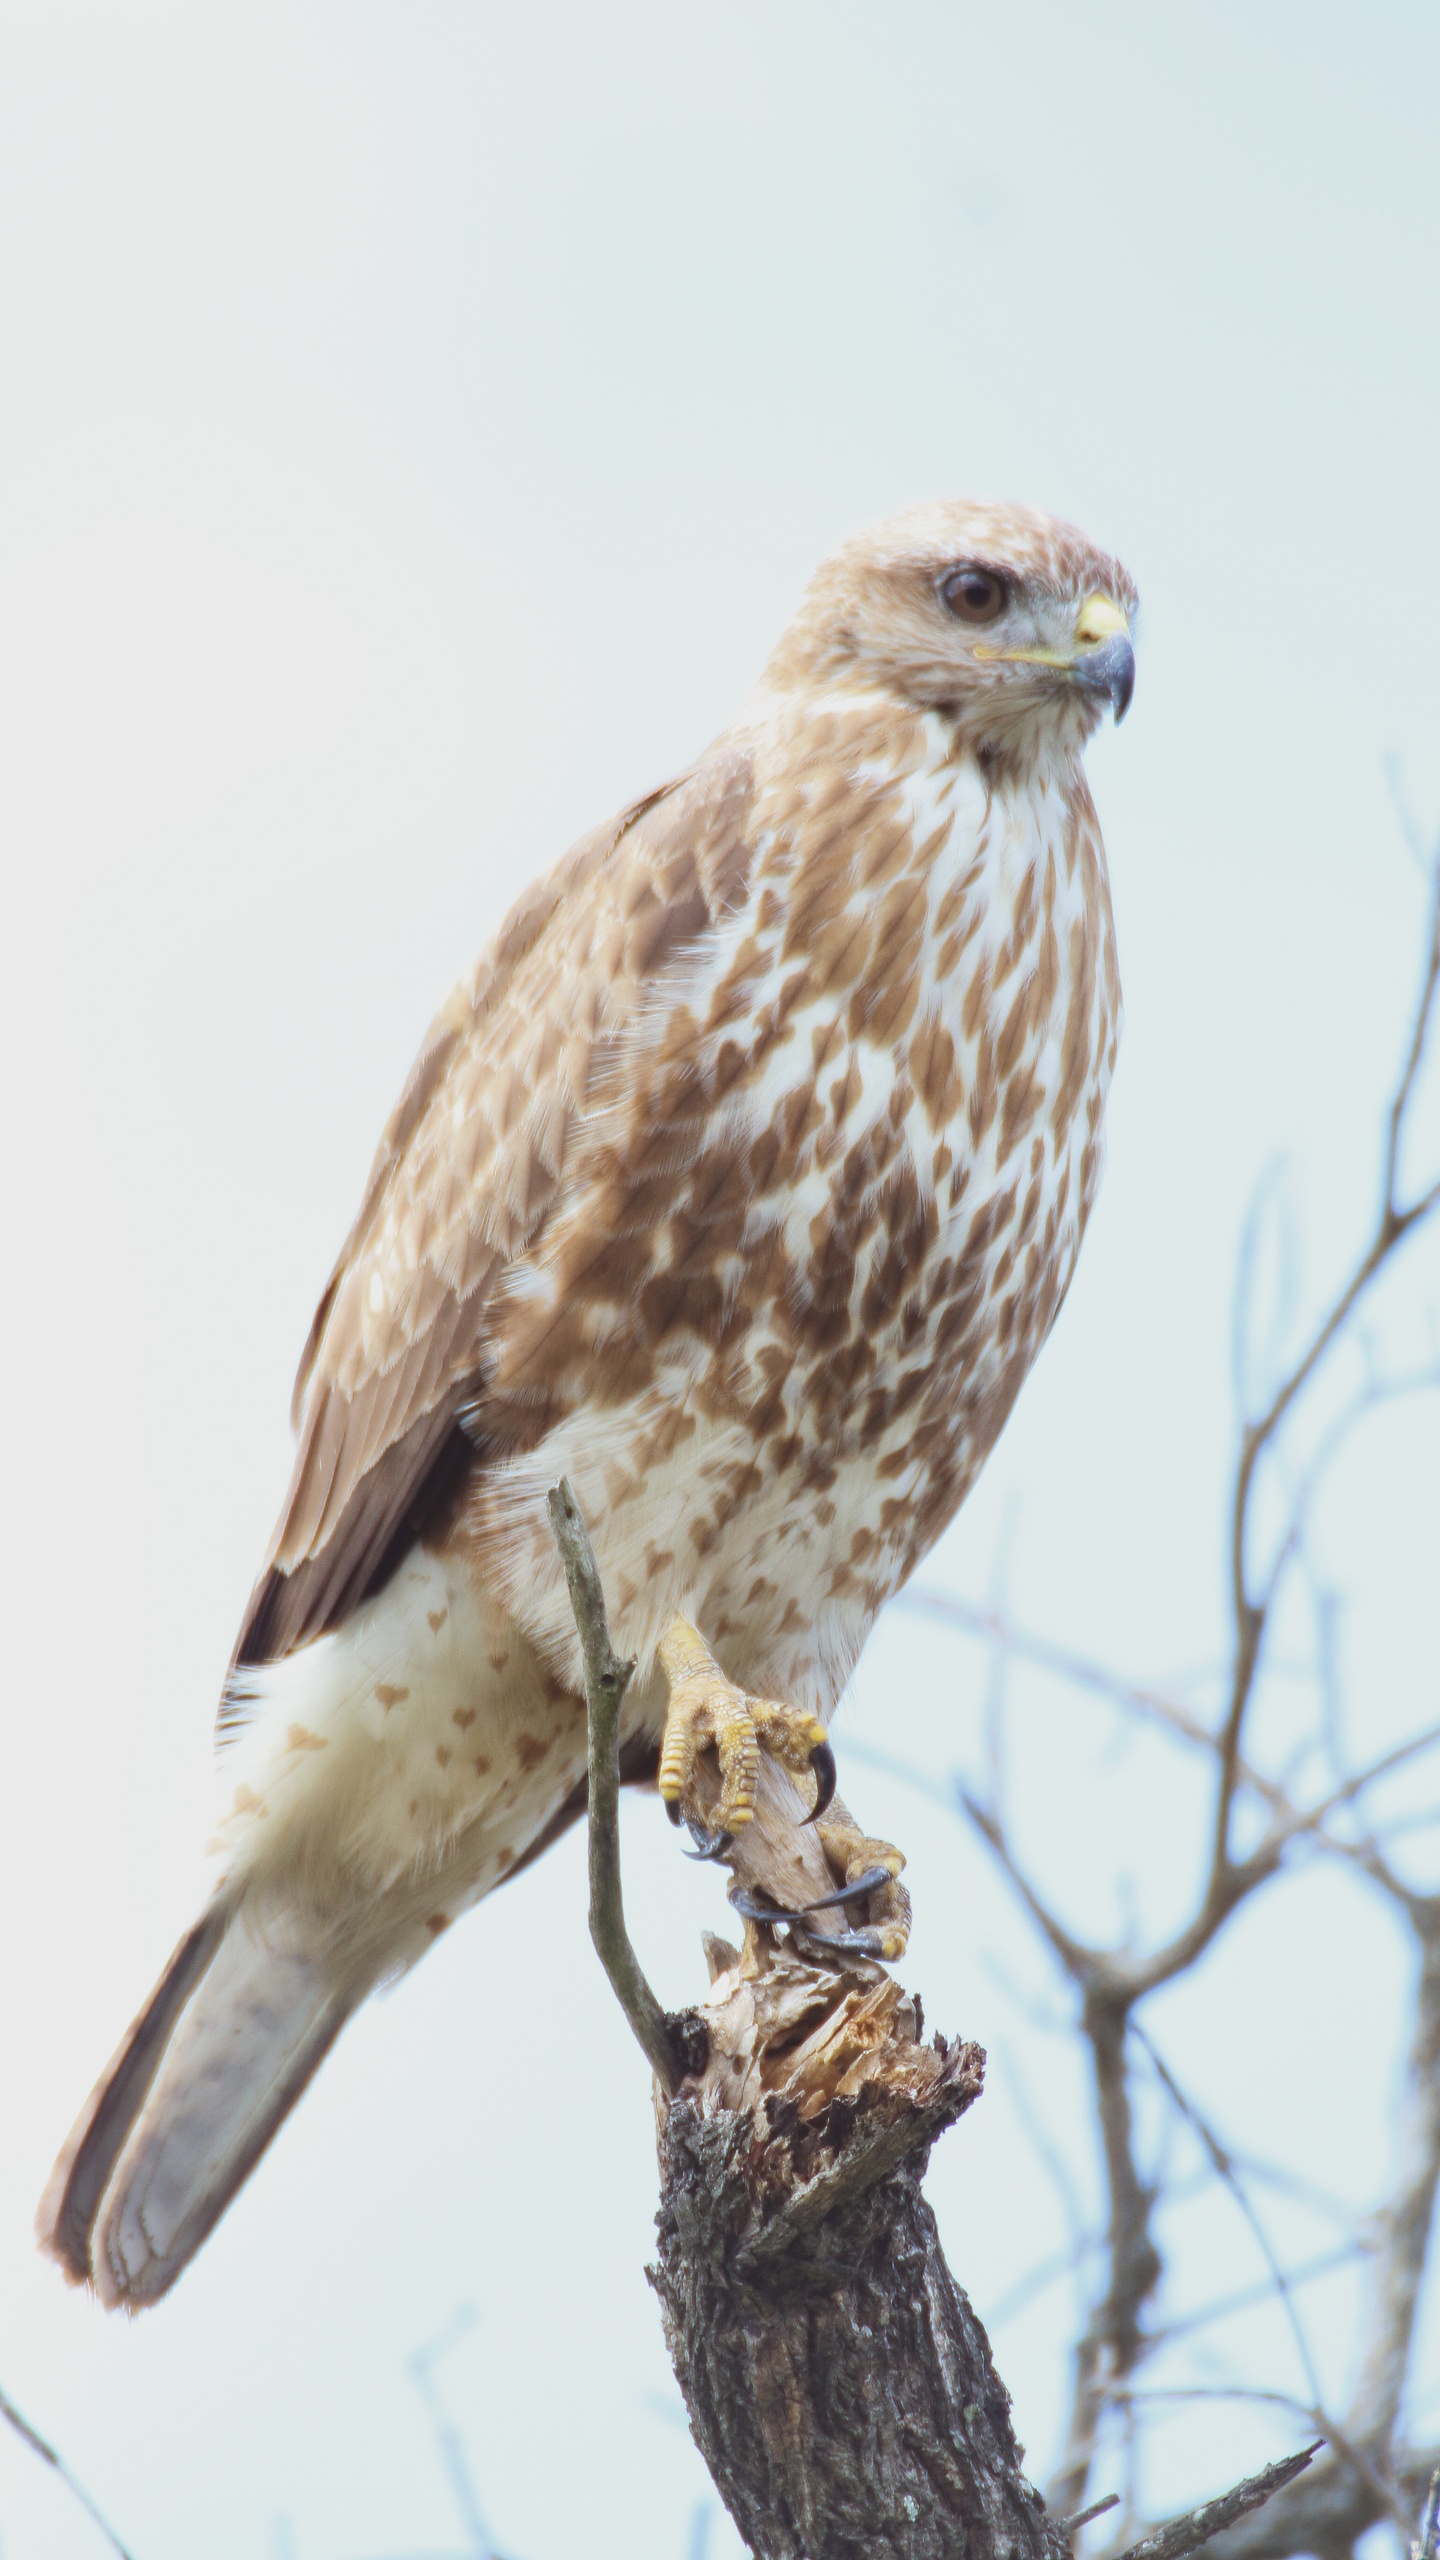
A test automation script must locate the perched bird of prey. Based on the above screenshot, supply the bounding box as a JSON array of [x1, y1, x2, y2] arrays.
[[41, 498, 1136, 2309]]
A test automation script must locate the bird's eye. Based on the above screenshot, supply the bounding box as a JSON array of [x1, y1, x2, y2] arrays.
[[940, 566, 1008, 625]]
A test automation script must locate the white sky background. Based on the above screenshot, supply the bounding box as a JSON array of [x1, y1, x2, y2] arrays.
[[2, 4, 1439, 2555]]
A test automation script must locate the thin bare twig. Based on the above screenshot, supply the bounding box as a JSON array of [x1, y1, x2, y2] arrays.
[[1216, 839, 1440, 1883], [0, 2384, 136, 2560], [1131, 2026, 1323, 2411], [547, 1479, 691, 2096]]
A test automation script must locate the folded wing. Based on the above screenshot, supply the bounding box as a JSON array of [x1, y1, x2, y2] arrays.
[[230, 748, 756, 1680]]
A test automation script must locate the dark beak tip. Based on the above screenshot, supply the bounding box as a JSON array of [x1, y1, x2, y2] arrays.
[[1077, 630, 1136, 725]]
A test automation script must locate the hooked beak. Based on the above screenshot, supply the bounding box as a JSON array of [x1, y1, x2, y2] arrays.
[[974, 588, 1135, 723], [1072, 592, 1136, 723]]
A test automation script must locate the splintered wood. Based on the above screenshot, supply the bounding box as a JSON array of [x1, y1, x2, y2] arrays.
[[678, 1925, 982, 2228], [650, 1925, 1066, 2560]]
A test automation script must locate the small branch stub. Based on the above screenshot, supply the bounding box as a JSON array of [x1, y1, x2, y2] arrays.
[[1114, 2445, 1322, 2560]]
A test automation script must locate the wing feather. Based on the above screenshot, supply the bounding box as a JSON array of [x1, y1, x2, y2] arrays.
[[231, 749, 755, 1673]]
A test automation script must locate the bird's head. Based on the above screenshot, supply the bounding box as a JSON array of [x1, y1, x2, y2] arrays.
[[767, 498, 1138, 761]]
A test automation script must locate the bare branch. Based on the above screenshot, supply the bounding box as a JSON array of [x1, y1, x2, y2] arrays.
[[1346, 1896, 1440, 2449], [1255, 1364, 1440, 1631], [0, 2384, 136, 2560], [962, 1791, 1101, 1982], [1264, 1722, 1440, 1857], [1214, 834, 1440, 1886], [1229, 2151, 1359, 2229], [1132, 2026, 1323, 2411], [547, 1479, 693, 2096], [1046, 1986, 1160, 2518], [1206, 2440, 1440, 2560], [1111, 2444, 1322, 2560]]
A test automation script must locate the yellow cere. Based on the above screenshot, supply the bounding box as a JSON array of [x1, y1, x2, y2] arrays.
[[1074, 592, 1129, 646]]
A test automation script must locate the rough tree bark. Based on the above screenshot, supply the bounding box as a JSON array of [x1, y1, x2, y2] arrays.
[[651, 1925, 1051, 2560]]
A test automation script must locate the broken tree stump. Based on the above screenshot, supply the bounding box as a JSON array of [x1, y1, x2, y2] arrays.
[[650, 1925, 1063, 2560], [546, 1478, 1064, 2558], [546, 1480, 1323, 2560]]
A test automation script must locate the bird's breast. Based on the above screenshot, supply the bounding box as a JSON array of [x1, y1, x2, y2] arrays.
[[468, 715, 1121, 1710]]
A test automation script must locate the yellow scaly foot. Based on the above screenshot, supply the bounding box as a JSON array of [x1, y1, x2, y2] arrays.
[[656, 1616, 836, 1854]]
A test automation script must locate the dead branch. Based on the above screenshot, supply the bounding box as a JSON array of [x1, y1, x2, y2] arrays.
[[1113, 2445, 1321, 2560], [0, 2382, 136, 2560], [547, 1478, 696, 2095], [1204, 2443, 1440, 2560]]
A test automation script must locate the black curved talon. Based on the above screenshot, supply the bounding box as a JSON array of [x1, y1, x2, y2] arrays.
[[727, 1885, 802, 1925], [805, 1738, 837, 1823], [790, 1863, 895, 1915], [726, 1879, 897, 1961], [682, 1817, 733, 1862], [798, 1924, 891, 1960]]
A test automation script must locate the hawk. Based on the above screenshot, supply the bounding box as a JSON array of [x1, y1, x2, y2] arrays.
[[41, 498, 1135, 2308]]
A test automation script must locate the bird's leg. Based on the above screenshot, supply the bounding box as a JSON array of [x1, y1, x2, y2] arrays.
[[655, 1617, 911, 1962], [656, 1616, 836, 1858]]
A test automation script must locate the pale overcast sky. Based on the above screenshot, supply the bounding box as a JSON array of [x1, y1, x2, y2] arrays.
[[2, 7, 1439, 2557]]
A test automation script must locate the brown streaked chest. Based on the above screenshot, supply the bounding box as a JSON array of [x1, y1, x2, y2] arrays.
[[461, 703, 1120, 1697], [485, 707, 1119, 1551]]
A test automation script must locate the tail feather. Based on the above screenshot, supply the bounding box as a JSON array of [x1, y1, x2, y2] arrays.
[[40, 1905, 230, 2285], [39, 1903, 353, 2309]]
